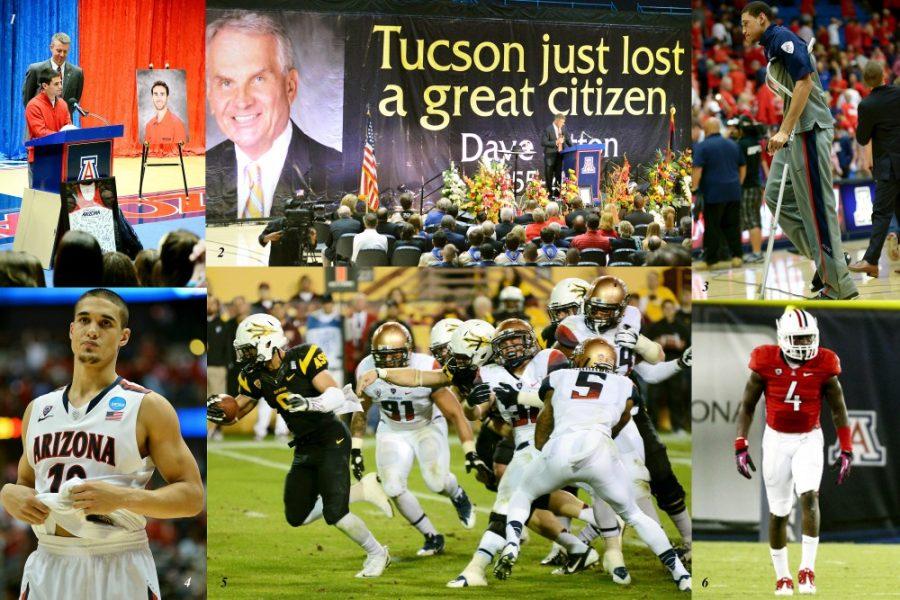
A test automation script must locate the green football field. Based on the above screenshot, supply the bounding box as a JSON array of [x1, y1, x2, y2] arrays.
[[207, 434, 691, 599], [692, 541, 900, 598]]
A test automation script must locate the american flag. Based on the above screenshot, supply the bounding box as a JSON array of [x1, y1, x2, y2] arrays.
[[106, 410, 123, 421], [359, 110, 379, 211]]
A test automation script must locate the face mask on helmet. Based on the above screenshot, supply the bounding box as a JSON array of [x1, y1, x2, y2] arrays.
[[548, 302, 579, 324], [374, 347, 409, 368], [492, 330, 537, 369], [584, 301, 624, 333], [234, 343, 258, 364], [776, 310, 819, 361], [430, 342, 452, 367]]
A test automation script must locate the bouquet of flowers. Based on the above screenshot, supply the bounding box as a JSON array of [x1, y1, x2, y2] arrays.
[[461, 157, 514, 222], [645, 149, 692, 212], [603, 157, 634, 213], [440, 161, 467, 206], [559, 168, 581, 206], [522, 172, 550, 207]]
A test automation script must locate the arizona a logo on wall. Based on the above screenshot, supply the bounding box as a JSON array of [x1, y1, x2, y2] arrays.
[[828, 410, 887, 466], [78, 155, 99, 180]]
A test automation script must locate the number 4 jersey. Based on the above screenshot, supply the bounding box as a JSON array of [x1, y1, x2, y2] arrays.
[[749, 345, 841, 433]]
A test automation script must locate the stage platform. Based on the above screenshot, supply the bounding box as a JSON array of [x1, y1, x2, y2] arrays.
[[693, 239, 900, 300]]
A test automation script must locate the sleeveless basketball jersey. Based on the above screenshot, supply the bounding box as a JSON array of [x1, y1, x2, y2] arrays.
[[555, 305, 642, 376], [542, 368, 634, 438], [357, 353, 439, 429], [26, 376, 155, 498], [478, 348, 568, 446]]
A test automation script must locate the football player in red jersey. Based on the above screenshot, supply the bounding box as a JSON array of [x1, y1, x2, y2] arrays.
[[735, 307, 852, 596]]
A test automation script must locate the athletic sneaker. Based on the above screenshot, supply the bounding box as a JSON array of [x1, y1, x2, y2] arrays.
[[446, 569, 488, 588], [676, 574, 692, 592], [797, 569, 816, 594], [417, 533, 445, 557], [540, 542, 567, 566], [493, 542, 519, 580], [744, 252, 764, 263], [552, 547, 599, 575], [356, 546, 391, 578], [775, 577, 795, 596], [601, 549, 631, 585], [450, 488, 476, 529]]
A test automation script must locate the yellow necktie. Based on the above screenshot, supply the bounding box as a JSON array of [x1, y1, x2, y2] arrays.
[[243, 162, 263, 218]]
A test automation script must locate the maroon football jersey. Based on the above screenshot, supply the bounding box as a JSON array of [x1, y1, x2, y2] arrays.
[[748, 345, 841, 433]]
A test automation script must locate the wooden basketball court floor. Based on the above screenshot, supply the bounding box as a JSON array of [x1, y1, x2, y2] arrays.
[[206, 222, 270, 266], [693, 238, 900, 300]]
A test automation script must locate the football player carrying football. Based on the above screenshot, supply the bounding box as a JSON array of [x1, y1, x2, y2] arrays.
[[736, 307, 852, 596], [351, 322, 477, 557], [206, 314, 394, 578]]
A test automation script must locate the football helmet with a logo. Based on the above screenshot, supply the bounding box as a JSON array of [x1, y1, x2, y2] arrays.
[[491, 318, 538, 369], [547, 277, 590, 323], [233, 313, 287, 364], [583, 276, 629, 334], [449, 319, 496, 370], [572, 337, 618, 373], [430, 318, 464, 367], [499, 286, 525, 313], [777, 307, 819, 361], [371, 322, 413, 368]]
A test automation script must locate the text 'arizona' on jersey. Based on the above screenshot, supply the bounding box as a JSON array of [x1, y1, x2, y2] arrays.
[[357, 352, 440, 429]]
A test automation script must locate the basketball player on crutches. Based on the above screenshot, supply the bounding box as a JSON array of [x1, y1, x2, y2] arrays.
[[741, 2, 858, 300]]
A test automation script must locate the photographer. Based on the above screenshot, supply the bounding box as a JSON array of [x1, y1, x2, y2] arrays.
[[728, 115, 768, 263], [258, 217, 300, 266]]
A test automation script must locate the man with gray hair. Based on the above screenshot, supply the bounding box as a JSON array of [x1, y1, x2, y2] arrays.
[[541, 112, 572, 196], [22, 32, 84, 120], [495, 206, 516, 241], [205, 10, 341, 222]]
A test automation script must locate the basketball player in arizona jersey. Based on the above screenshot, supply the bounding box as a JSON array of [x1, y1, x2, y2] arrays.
[[350, 322, 477, 557], [494, 338, 691, 592], [0, 289, 204, 600], [206, 313, 394, 579], [736, 307, 852, 595]]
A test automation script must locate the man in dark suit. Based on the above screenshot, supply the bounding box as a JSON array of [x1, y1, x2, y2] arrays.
[[848, 60, 900, 276], [22, 33, 84, 121], [440, 215, 468, 251], [205, 12, 342, 223], [325, 205, 362, 263], [495, 207, 516, 241], [375, 207, 400, 238], [541, 113, 573, 196]]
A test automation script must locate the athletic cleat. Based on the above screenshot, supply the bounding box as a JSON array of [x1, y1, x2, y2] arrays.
[[775, 577, 795, 595], [359, 473, 394, 518], [602, 550, 631, 585], [446, 570, 488, 588], [676, 574, 692, 592], [493, 542, 519, 580], [552, 547, 599, 575], [450, 489, 476, 529], [356, 545, 390, 578], [417, 533, 445, 556], [540, 542, 568, 566], [676, 542, 692, 565], [797, 569, 816, 594]]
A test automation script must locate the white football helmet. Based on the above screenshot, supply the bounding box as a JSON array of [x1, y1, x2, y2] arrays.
[[449, 319, 496, 369], [234, 313, 288, 364], [499, 286, 525, 313], [430, 318, 464, 367], [777, 308, 819, 361], [547, 278, 590, 323]]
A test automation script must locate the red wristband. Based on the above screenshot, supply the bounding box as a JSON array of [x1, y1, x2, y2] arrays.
[[837, 426, 852, 453], [734, 437, 748, 451]]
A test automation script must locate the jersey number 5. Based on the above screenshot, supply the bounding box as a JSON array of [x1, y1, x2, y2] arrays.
[[571, 371, 606, 400], [47, 463, 88, 493], [784, 380, 802, 411], [382, 400, 415, 421]]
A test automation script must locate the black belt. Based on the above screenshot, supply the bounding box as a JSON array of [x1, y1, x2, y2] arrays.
[[516, 441, 531, 451]]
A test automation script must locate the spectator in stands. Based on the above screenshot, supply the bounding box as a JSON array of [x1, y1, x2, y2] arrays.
[[0, 251, 46, 287], [54, 230, 103, 287], [637, 270, 678, 322], [395, 223, 423, 255], [481, 222, 500, 251], [546, 201, 565, 227], [478, 243, 497, 266], [496, 206, 516, 241], [326, 205, 362, 264], [599, 212, 619, 238], [392, 192, 415, 222], [425, 198, 451, 229], [623, 194, 655, 227], [337, 193, 363, 225], [134, 249, 159, 286], [376, 207, 399, 237], [440, 215, 467, 251], [102, 251, 139, 286], [471, 295, 494, 323], [564, 196, 589, 228], [642, 223, 666, 251], [352, 212, 388, 262], [250, 282, 274, 314], [662, 207, 679, 237], [522, 243, 539, 265], [565, 247, 580, 265], [646, 243, 691, 266], [515, 199, 538, 224], [419, 230, 448, 267], [293, 274, 322, 304], [570, 215, 587, 238], [537, 227, 565, 265], [611, 220, 640, 251], [572, 213, 612, 252], [495, 236, 524, 265], [408, 214, 430, 249], [525, 208, 548, 240], [459, 229, 484, 266], [436, 244, 459, 267], [645, 298, 690, 432]]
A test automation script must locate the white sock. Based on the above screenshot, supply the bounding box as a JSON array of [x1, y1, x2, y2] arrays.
[[577, 506, 598, 526], [393, 491, 438, 536], [443, 473, 462, 498], [348, 481, 363, 503], [556, 531, 588, 555], [592, 500, 621, 538], [637, 495, 662, 524], [335, 512, 381, 555], [668, 508, 692, 544], [468, 530, 505, 571], [558, 515, 571, 531], [770, 546, 790, 580], [800, 535, 819, 571], [302, 497, 324, 525], [577, 523, 603, 546]]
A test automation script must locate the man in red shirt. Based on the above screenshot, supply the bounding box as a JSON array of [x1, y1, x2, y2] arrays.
[[25, 68, 71, 167], [571, 213, 611, 252], [144, 80, 187, 152], [735, 308, 852, 596]]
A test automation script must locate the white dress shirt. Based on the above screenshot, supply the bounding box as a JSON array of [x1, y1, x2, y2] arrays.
[[235, 122, 292, 218], [351, 228, 388, 262]]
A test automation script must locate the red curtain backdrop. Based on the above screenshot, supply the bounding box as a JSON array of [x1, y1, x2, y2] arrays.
[[78, 0, 205, 156]]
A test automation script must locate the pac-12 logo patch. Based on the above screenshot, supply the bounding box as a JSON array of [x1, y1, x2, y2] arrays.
[[828, 410, 886, 466], [108, 396, 127, 411], [78, 155, 99, 180]]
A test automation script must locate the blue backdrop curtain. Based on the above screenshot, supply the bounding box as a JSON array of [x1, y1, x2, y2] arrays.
[[0, 0, 79, 160]]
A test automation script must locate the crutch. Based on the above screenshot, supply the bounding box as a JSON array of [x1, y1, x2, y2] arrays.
[[757, 130, 795, 300]]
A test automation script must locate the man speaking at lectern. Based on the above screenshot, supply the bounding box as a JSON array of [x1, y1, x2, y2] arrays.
[[541, 113, 572, 197]]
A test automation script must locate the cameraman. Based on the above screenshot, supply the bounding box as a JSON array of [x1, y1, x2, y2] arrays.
[[728, 115, 768, 263], [258, 217, 300, 266]]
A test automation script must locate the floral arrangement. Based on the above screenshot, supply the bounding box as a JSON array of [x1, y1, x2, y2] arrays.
[[522, 171, 550, 207], [440, 161, 467, 206], [461, 157, 514, 222], [603, 157, 634, 213], [559, 168, 581, 206], [644, 149, 692, 212]]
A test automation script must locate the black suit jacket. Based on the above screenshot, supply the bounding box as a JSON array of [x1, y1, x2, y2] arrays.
[[857, 84, 900, 181], [495, 221, 515, 241], [206, 121, 342, 222], [259, 218, 301, 266], [565, 209, 590, 228], [541, 124, 573, 158], [23, 60, 84, 119]]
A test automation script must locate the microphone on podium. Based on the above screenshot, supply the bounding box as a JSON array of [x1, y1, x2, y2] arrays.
[[69, 99, 88, 117]]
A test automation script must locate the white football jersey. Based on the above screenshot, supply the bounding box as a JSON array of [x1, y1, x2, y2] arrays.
[[26, 377, 156, 499], [556, 305, 642, 376], [357, 352, 439, 429], [478, 348, 568, 446], [543, 368, 633, 439]]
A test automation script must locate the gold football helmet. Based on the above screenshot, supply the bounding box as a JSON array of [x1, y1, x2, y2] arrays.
[[491, 318, 538, 369], [371, 322, 413, 368], [583, 276, 628, 334], [572, 337, 618, 373]]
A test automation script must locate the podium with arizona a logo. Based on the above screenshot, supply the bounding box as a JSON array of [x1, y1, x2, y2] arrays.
[[561, 143, 604, 202]]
